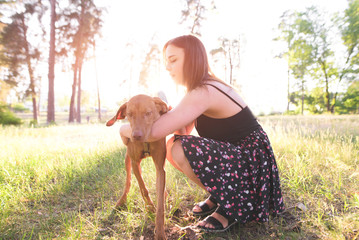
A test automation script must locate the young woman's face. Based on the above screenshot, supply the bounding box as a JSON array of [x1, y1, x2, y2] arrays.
[[165, 44, 185, 85]]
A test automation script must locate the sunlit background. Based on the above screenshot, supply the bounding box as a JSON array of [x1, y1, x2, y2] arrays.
[[3, 0, 348, 115]]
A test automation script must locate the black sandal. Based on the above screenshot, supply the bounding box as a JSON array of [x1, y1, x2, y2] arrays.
[[197, 207, 238, 233], [192, 195, 218, 217]]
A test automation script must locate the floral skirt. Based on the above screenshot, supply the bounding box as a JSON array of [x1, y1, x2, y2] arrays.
[[176, 126, 285, 223]]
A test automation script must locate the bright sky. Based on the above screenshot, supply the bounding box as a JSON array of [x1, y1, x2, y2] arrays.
[[53, 0, 348, 114]]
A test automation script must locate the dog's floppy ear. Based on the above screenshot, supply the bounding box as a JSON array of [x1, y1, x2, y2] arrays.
[[153, 97, 168, 115], [106, 102, 127, 126]]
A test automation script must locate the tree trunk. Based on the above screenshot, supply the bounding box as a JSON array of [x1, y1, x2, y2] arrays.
[[38, 82, 41, 117], [301, 79, 304, 115], [325, 79, 330, 112], [94, 42, 101, 121], [224, 52, 227, 83], [69, 0, 85, 123], [330, 92, 338, 113], [229, 45, 233, 85], [287, 68, 290, 112], [20, 15, 38, 123], [76, 58, 83, 123], [321, 61, 330, 112], [229, 56, 233, 84], [29, 81, 37, 122], [47, 0, 56, 124], [69, 63, 78, 123]]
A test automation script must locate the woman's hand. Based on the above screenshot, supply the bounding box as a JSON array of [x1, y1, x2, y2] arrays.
[[119, 124, 131, 145]]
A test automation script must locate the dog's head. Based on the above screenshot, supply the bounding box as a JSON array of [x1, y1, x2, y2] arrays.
[[106, 94, 168, 142]]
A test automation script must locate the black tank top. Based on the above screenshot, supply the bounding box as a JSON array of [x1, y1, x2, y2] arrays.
[[195, 84, 260, 143]]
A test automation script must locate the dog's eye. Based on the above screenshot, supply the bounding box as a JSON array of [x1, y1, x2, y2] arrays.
[[145, 111, 152, 116]]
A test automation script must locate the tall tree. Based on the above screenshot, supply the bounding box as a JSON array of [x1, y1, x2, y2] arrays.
[[296, 7, 337, 113], [139, 41, 161, 92], [179, 0, 215, 36], [92, 40, 101, 121], [47, 0, 56, 124], [284, 12, 315, 114], [296, 4, 359, 113], [277, 10, 298, 112], [277, 8, 331, 114], [334, 0, 359, 112], [0, 20, 9, 103], [59, 0, 102, 123], [0, 2, 44, 122], [211, 36, 241, 85], [290, 38, 314, 114]]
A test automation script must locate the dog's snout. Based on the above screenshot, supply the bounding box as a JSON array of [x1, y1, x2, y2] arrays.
[[132, 130, 143, 141]]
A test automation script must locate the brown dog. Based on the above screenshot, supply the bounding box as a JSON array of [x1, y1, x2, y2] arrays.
[[106, 94, 168, 240]]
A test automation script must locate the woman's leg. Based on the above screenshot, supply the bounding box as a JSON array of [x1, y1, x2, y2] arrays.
[[170, 140, 230, 229], [171, 140, 207, 190], [169, 138, 217, 214], [170, 140, 207, 191]]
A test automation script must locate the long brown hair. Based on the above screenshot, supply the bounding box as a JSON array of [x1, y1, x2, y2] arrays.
[[163, 35, 226, 91]]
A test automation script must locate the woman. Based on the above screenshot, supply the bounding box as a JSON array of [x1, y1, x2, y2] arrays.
[[120, 35, 284, 232]]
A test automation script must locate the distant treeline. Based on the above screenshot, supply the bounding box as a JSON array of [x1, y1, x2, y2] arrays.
[[275, 0, 359, 114]]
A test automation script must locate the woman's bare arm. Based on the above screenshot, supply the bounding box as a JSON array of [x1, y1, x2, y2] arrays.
[[148, 87, 210, 141]]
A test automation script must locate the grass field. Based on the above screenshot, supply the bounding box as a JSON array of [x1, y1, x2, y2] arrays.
[[0, 115, 358, 239]]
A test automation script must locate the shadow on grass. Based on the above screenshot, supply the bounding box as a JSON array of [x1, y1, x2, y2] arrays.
[[0, 147, 128, 239], [1, 145, 321, 240]]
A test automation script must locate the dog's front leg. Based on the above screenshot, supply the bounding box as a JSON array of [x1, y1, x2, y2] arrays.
[[154, 164, 166, 240], [132, 160, 155, 211], [152, 144, 167, 240], [115, 151, 132, 209]]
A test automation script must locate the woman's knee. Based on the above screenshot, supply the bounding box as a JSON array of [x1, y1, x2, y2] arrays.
[[171, 140, 187, 167]]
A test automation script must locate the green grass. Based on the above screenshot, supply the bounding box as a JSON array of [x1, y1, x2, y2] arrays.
[[0, 115, 358, 239]]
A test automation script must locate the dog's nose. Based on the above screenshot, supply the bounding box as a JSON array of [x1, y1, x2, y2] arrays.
[[132, 131, 143, 141]]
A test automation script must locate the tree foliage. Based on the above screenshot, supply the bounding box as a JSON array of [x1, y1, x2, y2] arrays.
[[277, 1, 359, 114], [179, 0, 215, 36], [0, 1, 45, 123], [210, 36, 240, 85], [337, 80, 359, 113], [0, 103, 22, 125], [277, 9, 315, 114], [47, 0, 56, 124], [139, 41, 161, 91]]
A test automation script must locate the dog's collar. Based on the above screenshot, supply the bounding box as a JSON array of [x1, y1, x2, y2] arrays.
[[142, 142, 150, 157]]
